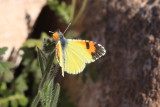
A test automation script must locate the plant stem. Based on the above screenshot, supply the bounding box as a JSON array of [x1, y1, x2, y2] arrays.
[[70, 0, 76, 23], [39, 50, 55, 89], [74, 0, 88, 24], [31, 92, 40, 107], [50, 83, 60, 107]]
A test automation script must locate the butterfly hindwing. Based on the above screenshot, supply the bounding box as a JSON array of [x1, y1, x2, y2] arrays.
[[64, 46, 85, 74]]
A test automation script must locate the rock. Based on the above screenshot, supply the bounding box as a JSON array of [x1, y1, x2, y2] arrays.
[[64, 0, 160, 107], [0, 0, 46, 66]]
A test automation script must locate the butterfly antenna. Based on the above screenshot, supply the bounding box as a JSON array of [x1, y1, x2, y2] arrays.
[[49, 31, 54, 34], [63, 23, 71, 34]]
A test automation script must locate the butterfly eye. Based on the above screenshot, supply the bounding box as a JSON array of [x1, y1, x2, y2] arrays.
[[52, 32, 60, 41]]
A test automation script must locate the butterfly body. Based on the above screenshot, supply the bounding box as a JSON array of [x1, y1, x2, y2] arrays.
[[52, 32, 106, 76]]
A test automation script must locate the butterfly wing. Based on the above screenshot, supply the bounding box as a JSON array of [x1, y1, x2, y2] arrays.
[[56, 41, 65, 76], [56, 39, 106, 76]]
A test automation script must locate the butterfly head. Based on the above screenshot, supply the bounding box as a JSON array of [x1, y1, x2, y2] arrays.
[[52, 31, 64, 41]]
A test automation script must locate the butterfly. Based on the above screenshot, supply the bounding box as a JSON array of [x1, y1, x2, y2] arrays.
[[50, 25, 106, 77]]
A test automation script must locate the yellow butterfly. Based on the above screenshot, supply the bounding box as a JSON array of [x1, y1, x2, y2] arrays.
[[51, 26, 106, 77]]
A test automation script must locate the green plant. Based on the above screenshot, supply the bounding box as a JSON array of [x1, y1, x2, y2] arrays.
[[0, 33, 51, 107], [47, 0, 88, 25], [31, 38, 60, 107], [0, 47, 28, 107], [23, 32, 50, 49], [0, 47, 13, 77], [23, 32, 76, 107]]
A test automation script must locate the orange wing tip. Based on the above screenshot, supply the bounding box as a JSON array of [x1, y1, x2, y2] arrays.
[[79, 40, 106, 60], [52, 32, 60, 41], [67, 39, 106, 60]]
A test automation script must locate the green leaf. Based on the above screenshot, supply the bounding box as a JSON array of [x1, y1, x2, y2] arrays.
[[30, 59, 42, 84], [15, 75, 28, 92], [31, 92, 41, 107], [45, 51, 55, 73], [42, 38, 55, 54], [31, 34, 61, 107], [23, 39, 43, 49], [0, 94, 28, 107], [3, 70, 14, 82], [48, 0, 88, 24], [23, 32, 50, 49], [48, 1, 71, 24], [40, 81, 48, 104], [39, 50, 55, 88], [11, 100, 18, 107], [0, 47, 8, 56], [40, 80, 54, 106], [0, 82, 7, 91], [0, 62, 13, 76], [0, 101, 8, 107], [51, 83, 60, 107], [40, 32, 50, 40], [37, 48, 46, 75], [0, 61, 13, 82], [47, 80, 54, 106], [18, 95, 28, 106]]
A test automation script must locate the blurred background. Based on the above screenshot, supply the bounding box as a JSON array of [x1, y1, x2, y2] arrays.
[[0, 0, 160, 107]]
